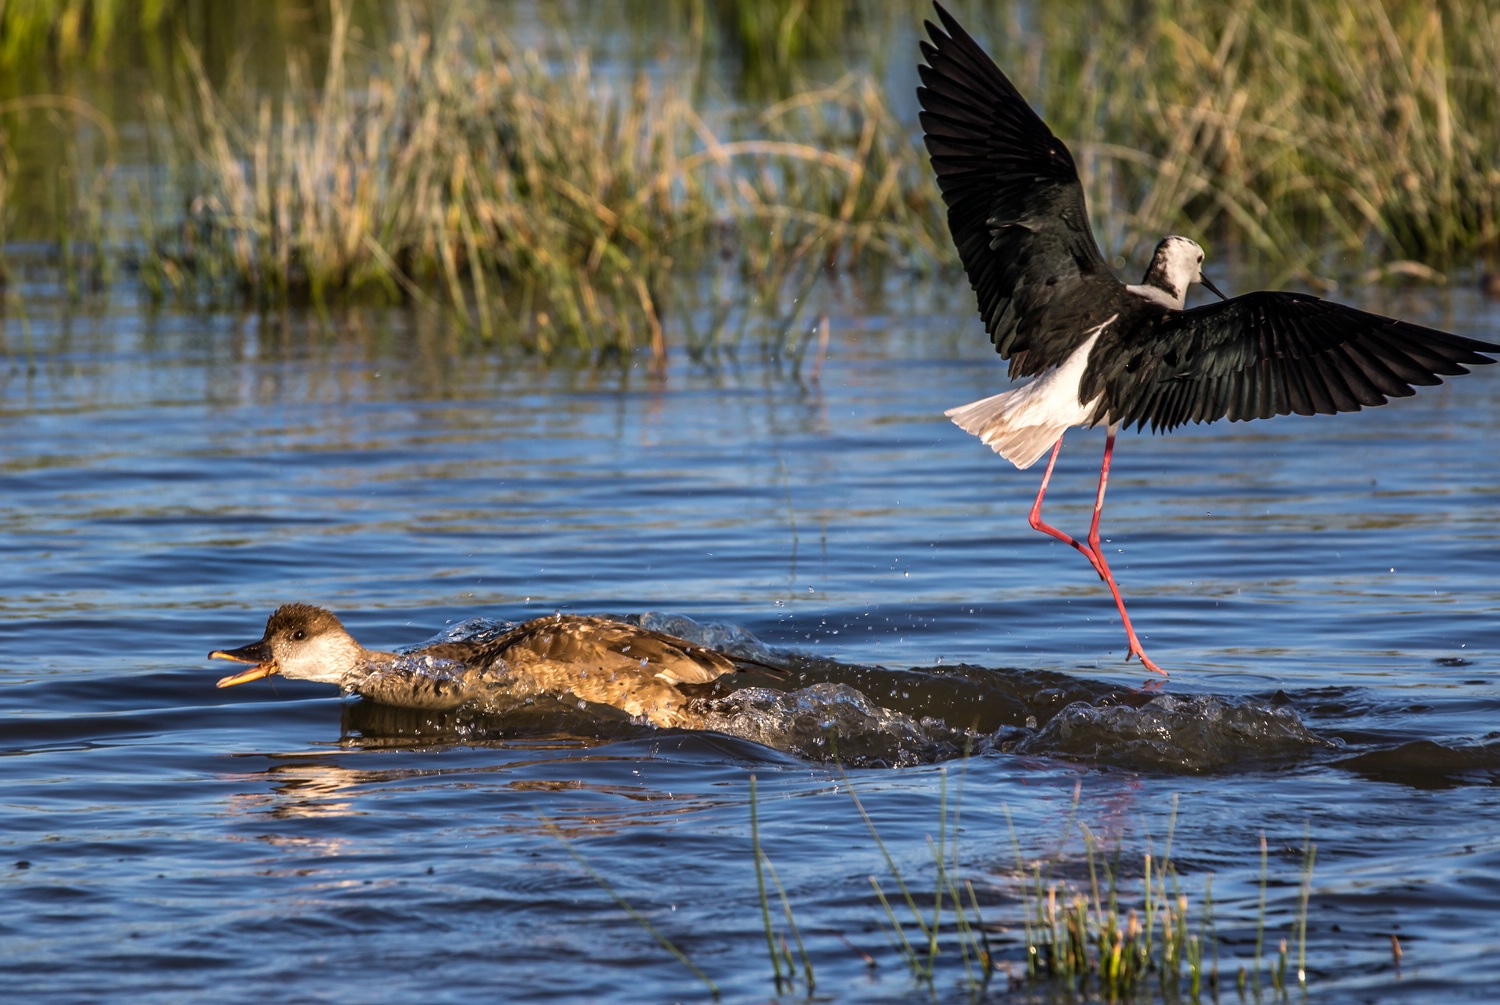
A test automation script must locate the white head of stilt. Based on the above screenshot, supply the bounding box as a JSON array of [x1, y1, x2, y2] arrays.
[[1125, 236, 1208, 310]]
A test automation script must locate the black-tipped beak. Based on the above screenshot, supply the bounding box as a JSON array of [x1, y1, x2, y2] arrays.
[[209, 639, 280, 687], [1201, 274, 1229, 301]]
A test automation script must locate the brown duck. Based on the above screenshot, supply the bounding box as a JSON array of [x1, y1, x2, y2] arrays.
[[209, 603, 783, 728]]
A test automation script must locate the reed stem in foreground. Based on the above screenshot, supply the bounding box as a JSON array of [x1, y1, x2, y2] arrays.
[[540, 815, 719, 998], [749, 775, 784, 988]]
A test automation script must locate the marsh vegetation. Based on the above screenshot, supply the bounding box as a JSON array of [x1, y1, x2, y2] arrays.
[[3, 0, 1497, 352]]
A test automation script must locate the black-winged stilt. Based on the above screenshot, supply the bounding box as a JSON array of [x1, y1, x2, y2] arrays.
[[917, 3, 1500, 676]]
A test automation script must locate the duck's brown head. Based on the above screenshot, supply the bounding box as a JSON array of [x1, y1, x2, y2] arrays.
[[209, 603, 365, 688]]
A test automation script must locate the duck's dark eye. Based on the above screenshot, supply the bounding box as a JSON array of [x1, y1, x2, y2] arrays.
[[292, 630, 306, 641]]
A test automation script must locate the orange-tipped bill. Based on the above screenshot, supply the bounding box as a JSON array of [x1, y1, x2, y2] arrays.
[[209, 639, 279, 688]]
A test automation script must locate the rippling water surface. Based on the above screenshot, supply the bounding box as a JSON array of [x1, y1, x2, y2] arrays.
[[4, 277, 1500, 1003]]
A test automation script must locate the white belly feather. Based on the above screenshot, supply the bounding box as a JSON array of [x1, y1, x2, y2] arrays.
[[945, 321, 1111, 469]]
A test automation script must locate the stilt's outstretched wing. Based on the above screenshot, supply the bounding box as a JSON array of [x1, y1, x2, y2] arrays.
[[918, 2, 1117, 378], [1097, 291, 1500, 432]]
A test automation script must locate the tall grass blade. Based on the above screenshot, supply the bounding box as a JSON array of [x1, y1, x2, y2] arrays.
[[761, 851, 815, 990], [1256, 830, 1269, 991], [837, 763, 932, 942], [1298, 832, 1317, 987], [749, 775, 785, 988], [870, 875, 919, 972], [540, 816, 718, 998]]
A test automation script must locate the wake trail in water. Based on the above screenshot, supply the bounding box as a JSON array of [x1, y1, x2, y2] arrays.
[[327, 613, 1335, 771]]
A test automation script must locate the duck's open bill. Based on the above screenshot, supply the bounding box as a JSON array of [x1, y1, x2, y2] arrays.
[[209, 639, 280, 688]]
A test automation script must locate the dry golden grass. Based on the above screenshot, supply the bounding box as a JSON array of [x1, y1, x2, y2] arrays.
[[994, 0, 1500, 282], [8, 1, 1499, 349], [136, 3, 946, 354]]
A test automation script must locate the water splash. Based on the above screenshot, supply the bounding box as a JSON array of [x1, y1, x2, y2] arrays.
[[633, 611, 779, 663], [1010, 693, 1335, 772], [700, 682, 981, 768]]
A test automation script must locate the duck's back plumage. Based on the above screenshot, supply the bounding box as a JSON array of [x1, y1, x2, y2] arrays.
[[405, 614, 777, 727], [450, 614, 745, 684]]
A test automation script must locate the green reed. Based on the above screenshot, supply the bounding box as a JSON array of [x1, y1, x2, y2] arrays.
[[1003, 795, 1317, 1003], [749, 774, 815, 992], [839, 761, 994, 990], [0, 0, 172, 67], [749, 775, 784, 987], [137, 0, 1500, 316], [559, 766, 1318, 1001]]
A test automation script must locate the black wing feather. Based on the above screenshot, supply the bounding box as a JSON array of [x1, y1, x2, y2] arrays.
[[917, 2, 1116, 378], [1099, 292, 1498, 432]]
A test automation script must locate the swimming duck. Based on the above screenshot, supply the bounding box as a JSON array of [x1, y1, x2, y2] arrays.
[[209, 603, 784, 728]]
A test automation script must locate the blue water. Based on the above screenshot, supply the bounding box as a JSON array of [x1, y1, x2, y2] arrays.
[[3, 272, 1500, 1003]]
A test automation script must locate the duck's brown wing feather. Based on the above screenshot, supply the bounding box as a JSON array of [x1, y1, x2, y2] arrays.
[[425, 615, 780, 685]]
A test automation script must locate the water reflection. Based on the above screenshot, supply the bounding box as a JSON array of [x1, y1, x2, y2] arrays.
[[224, 759, 367, 820], [219, 743, 754, 841]]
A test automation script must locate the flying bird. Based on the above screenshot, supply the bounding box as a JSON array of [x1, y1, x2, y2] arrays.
[[917, 2, 1499, 675]]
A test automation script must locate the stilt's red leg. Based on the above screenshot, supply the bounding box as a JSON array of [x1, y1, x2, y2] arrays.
[[1028, 434, 1107, 573], [1086, 428, 1166, 676], [1028, 430, 1167, 678]]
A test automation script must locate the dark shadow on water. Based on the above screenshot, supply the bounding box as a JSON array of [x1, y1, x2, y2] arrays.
[[329, 635, 1500, 783], [1332, 739, 1500, 790]]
